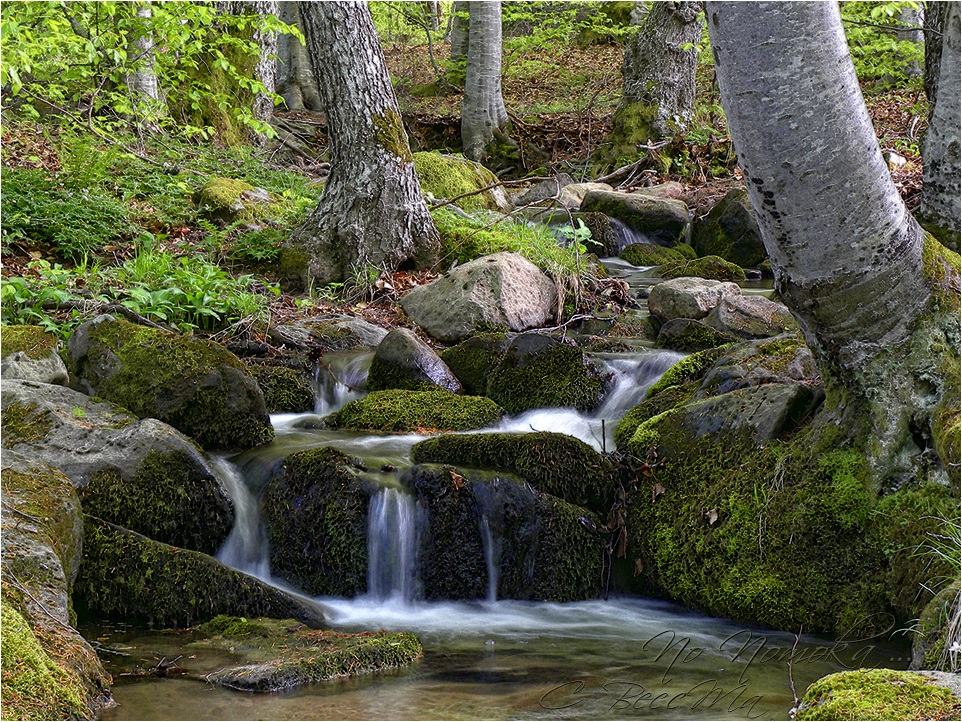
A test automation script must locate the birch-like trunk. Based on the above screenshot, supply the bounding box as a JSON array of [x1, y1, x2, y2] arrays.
[[603, 1, 701, 163], [924, 1, 950, 106], [706, 1, 960, 483], [449, 1, 469, 61], [126, 2, 163, 130], [251, 0, 279, 124], [277, 1, 322, 111], [461, 1, 510, 163], [921, 3, 961, 249], [287, 1, 439, 286]]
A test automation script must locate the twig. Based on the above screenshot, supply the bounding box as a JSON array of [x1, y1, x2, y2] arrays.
[[593, 140, 673, 185], [788, 625, 803, 712], [2, 572, 76, 633], [428, 175, 556, 210]]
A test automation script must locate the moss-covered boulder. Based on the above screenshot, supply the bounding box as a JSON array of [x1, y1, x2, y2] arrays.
[[912, 581, 960, 672], [698, 334, 819, 397], [67, 315, 273, 449], [368, 328, 461, 393], [325, 388, 503, 433], [245, 362, 314, 413], [659, 255, 747, 282], [405, 464, 603, 601], [195, 177, 271, 225], [413, 151, 511, 212], [691, 188, 767, 268], [1, 452, 111, 719], [439, 332, 512, 395], [656, 318, 738, 352], [262, 447, 374, 597], [269, 314, 387, 352], [74, 516, 326, 628], [614, 382, 697, 450], [1, 325, 68, 385], [796, 669, 960, 721], [581, 189, 689, 245], [193, 616, 422, 692], [1, 379, 234, 555], [411, 432, 616, 513], [619, 242, 687, 267]]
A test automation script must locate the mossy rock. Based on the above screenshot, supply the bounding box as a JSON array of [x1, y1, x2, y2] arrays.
[[912, 581, 961, 672], [405, 464, 603, 601], [614, 382, 697, 450], [644, 345, 730, 399], [1, 325, 68, 385], [581, 189, 689, 246], [67, 315, 273, 450], [691, 188, 767, 268], [619, 243, 686, 267], [74, 516, 326, 629], [674, 242, 697, 260], [367, 328, 461, 393], [245, 363, 314, 413], [195, 177, 270, 225], [1, 399, 55, 445], [796, 669, 960, 721], [411, 431, 616, 513], [439, 333, 512, 396], [261, 447, 373, 597], [659, 255, 747, 282], [414, 152, 509, 212], [193, 616, 423, 692], [698, 334, 818, 397], [325, 388, 503, 433], [656, 318, 738, 352], [1, 324, 58, 360]]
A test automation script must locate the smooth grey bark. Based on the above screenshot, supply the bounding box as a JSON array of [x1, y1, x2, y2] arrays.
[[252, 0, 279, 124], [289, 1, 439, 285], [126, 2, 163, 129], [897, 4, 924, 76], [706, 1, 959, 482], [461, 1, 509, 162], [450, 1, 469, 62], [277, 1, 322, 111], [922, 2, 961, 245], [924, 1, 950, 106]]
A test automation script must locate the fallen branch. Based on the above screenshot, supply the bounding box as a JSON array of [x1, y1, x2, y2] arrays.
[[593, 140, 673, 185]]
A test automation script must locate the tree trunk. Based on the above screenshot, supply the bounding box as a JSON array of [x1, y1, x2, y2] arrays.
[[287, 1, 439, 286], [450, 1, 469, 61], [924, 1, 950, 108], [126, 2, 163, 130], [897, 4, 924, 77], [277, 1, 322, 111], [921, 2, 961, 250], [461, 1, 511, 163], [706, 1, 960, 483], [251, 0, 279, 125], [603, 1, 702, 164]]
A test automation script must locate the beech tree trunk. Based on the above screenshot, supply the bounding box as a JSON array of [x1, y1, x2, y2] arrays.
[[604, 1, 702, 163], [277, 1, 322, 111], [706, 1, 960, 483], [924, 1, 950, 107], [450, 1, 469, 62], [461, 1, 510, 163], [921, 3, 961, 249], [251, 0, 279, 124], [126, 2, 163, 129], [288, 1, 439, 286]]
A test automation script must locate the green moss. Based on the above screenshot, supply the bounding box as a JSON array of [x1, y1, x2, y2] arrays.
[[440, 333, 511, 395], [198, 614, 280, 638], [373, 109, 414, 162], [411, 432, 616, 512], [245, 363, 314, 413], [660, 255, 747, 282], [614, 382, 697, 449], [674, 242, 697, 260], [1, 325, 58, 360], [913, 581, 960, 671], [656, 319, 737, 352], [325, 388, 503, 433], [691, 189, 767, 268], [600, 101, 659, 168], [619, 243, 685, 267], [277, 245, 312, 290], [645, 346, 728, 399], [414, 152, 500, 211], [797, 669, 959, 721], [0, 601, 87, 721], [1, 402, 53, 445]]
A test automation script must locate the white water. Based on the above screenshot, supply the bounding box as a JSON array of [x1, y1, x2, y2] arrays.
[[313, 351, 371, 414], [479, 516, 500, 602], [366, 487, 419, 603], [212, 456, 271, 580]]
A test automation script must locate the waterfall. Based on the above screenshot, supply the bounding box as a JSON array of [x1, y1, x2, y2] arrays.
[[479, 515, 500, 602], [608, 217, 656, 256], [213, 456, 271, 580], [367, 487, 419, 603], [314, 351, 372, 415]]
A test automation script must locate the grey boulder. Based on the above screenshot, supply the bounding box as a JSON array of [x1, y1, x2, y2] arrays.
[[368, 328, 462, 393], [648, 277, 742, 323]]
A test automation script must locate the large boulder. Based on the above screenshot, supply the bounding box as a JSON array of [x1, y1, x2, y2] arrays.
[[697, 334, 820, 397], [405, 464, 603, 601], [1, 325, 69, 385], [325, 388, 504, 433], [1, 452, 111, 719], [704, 295, 798, 339], [691, 188, 767, 268], [619, 242, 687, 267], [411, 432, 617, 513], [400, 252, 557, 342], [648, 277, 742, 323], [1, 380, 233, 555], [368, 328, 461, 393], [74, 516, 326, 628], [67, 315, 273, 449], [268, 314, 387, 352], [796, 669, 960, 721], [413, 151, 511, 212], [262, 448, 374, 597], [439, 333, 513, 395], [580, 189, 689, 245]]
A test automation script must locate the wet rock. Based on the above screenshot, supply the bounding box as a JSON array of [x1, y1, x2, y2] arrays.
[[262, 447, 374, 597], [401, 252, 557, 343], [439, 333, 513, 395], [704, 295, 798, 339], [691, 188, 767, 268], [1, 451, 111, 718], [562, 182, 615, 209], [269, 314, 387, 352], [325, 388, 504, 433], [656, 318, 738, 352], [619, 242, 687, 267], [698, 334, 820, 397], [1, 380, 233, 554], [659, 255, 747, 282], [405, 464, 603, 602], [75, 516, 326, 628], [67, 315, 272, 450], [648, 277, 742, 323], [244, 362, 315, 413], [368, 328, 462, 393], [580, 189, 689, 245], [1, 325, 68, 385]]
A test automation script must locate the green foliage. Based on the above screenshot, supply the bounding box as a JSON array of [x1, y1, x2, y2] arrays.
[[841, 1, 925, 90]]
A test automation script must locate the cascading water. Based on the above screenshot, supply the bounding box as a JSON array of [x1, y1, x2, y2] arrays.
[[366, 487, 419, 603], [479, 516, 500, 603], [212, 456, 271, 580], [314, 351, 372, 415]]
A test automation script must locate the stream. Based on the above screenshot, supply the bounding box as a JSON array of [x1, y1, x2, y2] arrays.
[[90, 260, 909, 720]]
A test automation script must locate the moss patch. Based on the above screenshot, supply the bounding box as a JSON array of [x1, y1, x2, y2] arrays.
[[414, 152, 501, 211], [1, 325, 58, 360], [619, 243, 686, 267], [325, 388, 503, 433], [439, 333, 512, 395], [660, 255, 747, 282], [245, 363, 314, 413], [1, 401, 53, 445], [797, 669, 959, 721], [614, 382, 697, 450], [373, 109, 414, 162], [691, 188, 766, 268], [645, 345, 729, 399]]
